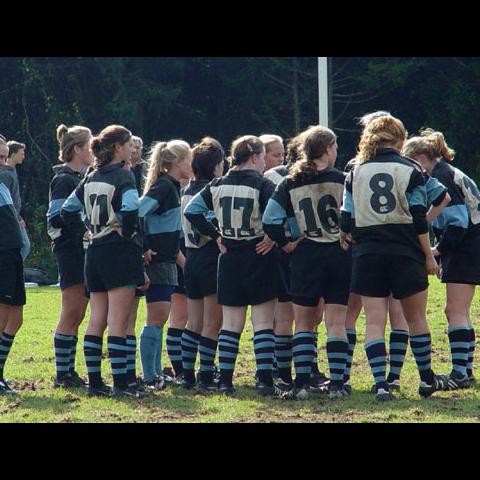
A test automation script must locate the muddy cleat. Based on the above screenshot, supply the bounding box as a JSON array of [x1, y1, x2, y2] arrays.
[[310, 371, 330, 388], [343, 380, 352, 396], [111, 386, 149, 399], [418, 374, 448, 398], [0, 380, 17, 395], [180, 378, 196, 390], [217, 383, 235, 397], [255, 382, 284, 398], [69, 371, 87, 387], [446, 371, 471, 390], [328, 383, 348, 400], [87, 382, 112, 398], [275, 379, 294, 393], [387, 379, 401, 391], [53, 374, 83, 389], [282, 387, 309, 401], [372, 384, 393, 402]]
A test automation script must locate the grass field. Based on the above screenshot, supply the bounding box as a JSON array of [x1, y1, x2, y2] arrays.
[[1, 276, 480, 423]]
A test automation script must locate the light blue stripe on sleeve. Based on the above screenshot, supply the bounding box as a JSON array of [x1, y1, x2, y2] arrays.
[[61, 191, 84, 213], [0, 183, 13, 207], [205, 210, 217, 222], [122, 188, 139, 212], [425, 176, 447, 207], [145, 207, 181, 234], [184, 193, 210, 216], [262, 198, 287, 225], [47, 198, 67, 220], [406, 185, 427, 208], [432, 204, 469, 231], [139, 195, 160, 218], [287, 217, 301, 238], [341, 189, 355, 217]]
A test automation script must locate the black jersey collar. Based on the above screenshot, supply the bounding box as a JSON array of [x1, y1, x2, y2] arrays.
[[52, 164, 82, 177]]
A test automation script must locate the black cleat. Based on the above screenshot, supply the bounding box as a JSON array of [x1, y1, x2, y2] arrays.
[[310, 371, 330, 387], [275, 379, 294, 393], [446, 371, 471, 390], [418, 374, 448, 398], [387, 379, 401, 391], [53, 374, 82, 389], [111, 386, 149, 399], [255, 381, 284, 398], [180, 378, 196, 390], [87, 382, 112, 398], [281, 387, 309, 401], [69, 371, 87, 387], [372, 384, 393, 402], [343, 380, 352, 396], [0, 379, 17, 395], [328, 383, 349, 399], [218, 383, 235, 397]]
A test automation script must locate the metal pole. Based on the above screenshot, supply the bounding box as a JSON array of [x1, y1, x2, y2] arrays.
[[318, 57, 329, 127]]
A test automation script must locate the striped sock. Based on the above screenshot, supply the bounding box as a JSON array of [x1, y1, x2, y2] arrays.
[[327, 337, 348, 387], [126, 335, 137, 385], [0, 333, 15, 380], [344, 329, 356, 383], [140, 325, 162, 383], [292, 332, 315, 389], [54, 333, 73, 380], [107, 336, 128, 390], [448, 327, 470, 378], [410, 333, 434, 384], [181, 329, 200, 384], [365, 339, 387, 389], [387, 329, 409, 383], [166, 328, 184, 376], [218, 330, 241, 387], [254, 329, 275, 387], [69, 336, 78, 375], [311, 333, 320, 375], [84, 335, 103, 387], [199, 336, 217, 385], [154, 327, 164, 376], [275, 335, 293, 384], [467, 325, 476, 377]]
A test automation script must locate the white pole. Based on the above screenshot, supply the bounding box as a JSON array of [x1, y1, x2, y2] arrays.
[[318, 57, 329, 127]]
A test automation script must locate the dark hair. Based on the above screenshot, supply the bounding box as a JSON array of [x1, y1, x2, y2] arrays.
[[290, 126, 337, 182], [230, 135, 264, 166], [91, 125, 132, 168], [285, 132, 306, 165], [192, 137, 224, 181], [6, 141, 25, 158]]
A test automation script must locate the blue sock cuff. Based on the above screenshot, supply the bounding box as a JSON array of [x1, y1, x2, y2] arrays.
[[365, 338, 385, 349]]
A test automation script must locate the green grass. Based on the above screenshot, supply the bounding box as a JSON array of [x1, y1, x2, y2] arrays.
[[2, 277, 480, 423]]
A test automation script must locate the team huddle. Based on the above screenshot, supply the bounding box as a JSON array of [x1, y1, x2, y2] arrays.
[[0, 110, 478, 403]]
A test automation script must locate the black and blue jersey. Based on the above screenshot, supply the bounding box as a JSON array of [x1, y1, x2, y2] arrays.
[[431, 159, 480, 255], [263, 167, 344, 247], [184, 169, 275, 249], [181, 179, 217, 249], [340, 148, 429, 263], [61, 162, 139, 246], [47, 165, 85, 252], [0, 182, 22, 251], [139, 174, 181, 264]]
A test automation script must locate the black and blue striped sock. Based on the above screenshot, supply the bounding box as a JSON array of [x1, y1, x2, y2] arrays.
[[448, 327, 470, 378], [166, 327, 184, 376], [84, 335, 103, 387], [0, 333, 15, 380], [327, 337, 348, 387], [467, 325, 475, 377], [218, 330, 241, 387], [410, 333, 434, 384], [199, 336, 217, 384], [387, 329, 409, 383], [69, 335, 78, 375], [275, 334, 293, 384], [254, 329, 275, 387], [365, 339, 388, 390], [311, 333, 320, 375], [54, 333, 72, 380], [126, 335, 137, 385], [292, 332, 315, 389], [107, 336, 128, 390], [344, 329, 356, 383], [181, 329, 200, 384]]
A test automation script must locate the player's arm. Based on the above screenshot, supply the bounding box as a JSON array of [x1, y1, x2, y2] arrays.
[[119, 185, 140, 239], [425, 175, 450, 223], [339, 171, 354, 250], [184, 184, 220, 241]]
